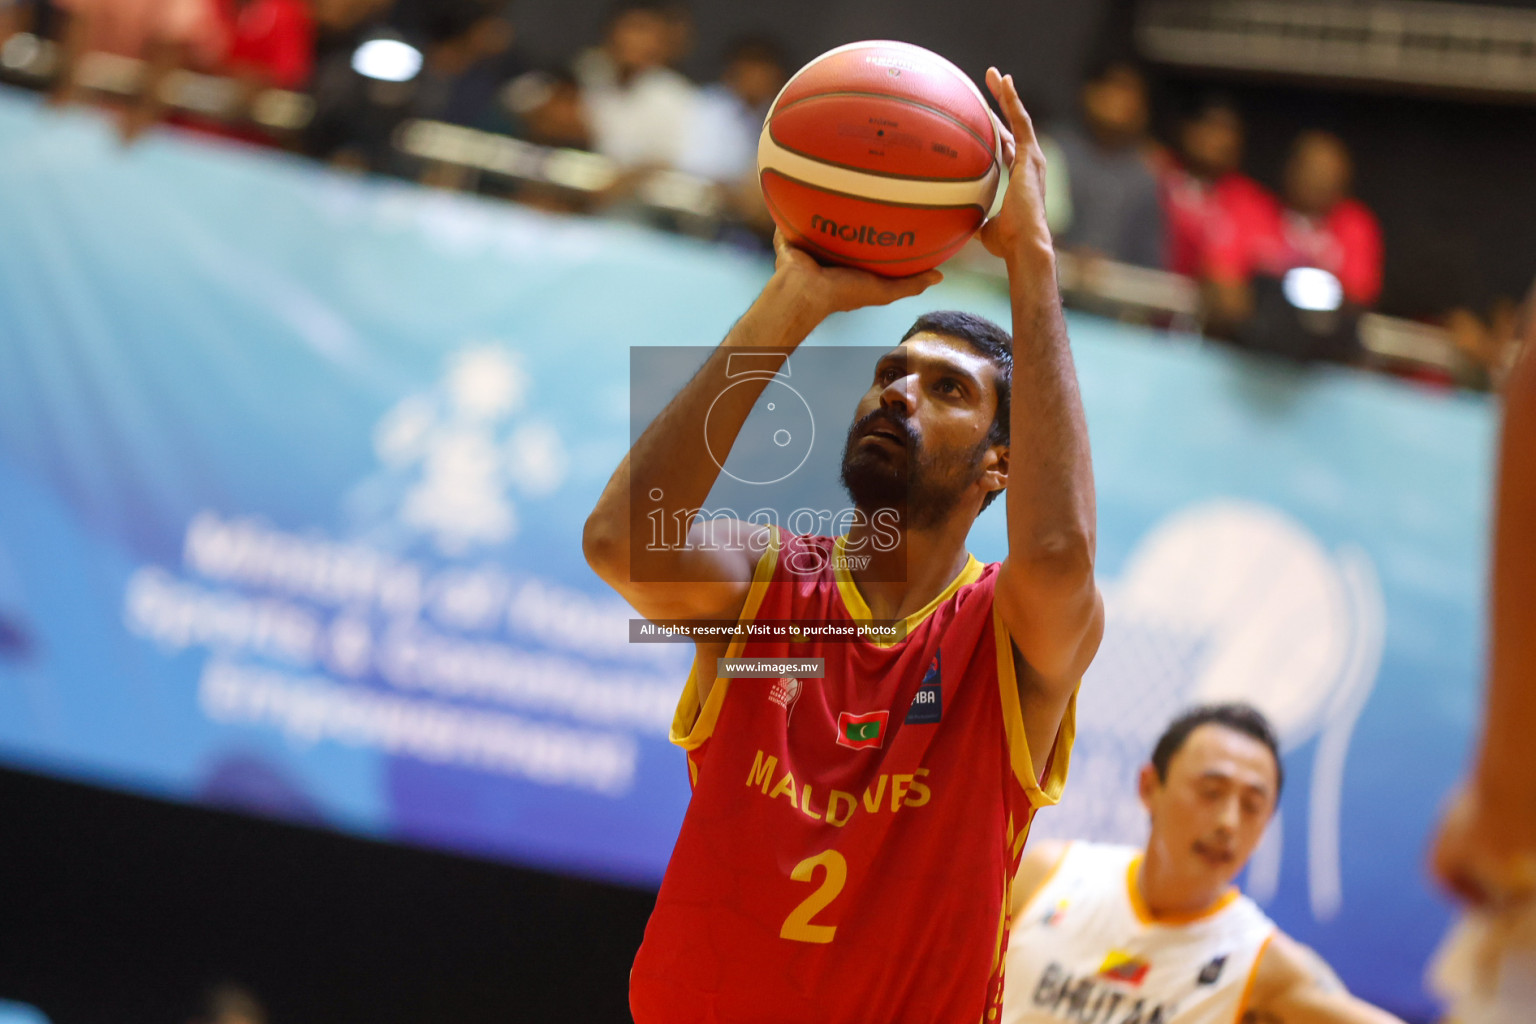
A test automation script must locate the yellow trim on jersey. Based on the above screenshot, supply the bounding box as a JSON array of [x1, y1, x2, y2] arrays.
[[831, 535, 984, 648], [994, 609, 1077, 807], [1125, 853, 1243, 926], [668, 531, 782, 750], [1234, 931, 1278, 1024]]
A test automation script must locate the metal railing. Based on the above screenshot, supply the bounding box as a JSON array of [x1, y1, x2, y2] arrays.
[[1138, 0, 1536, 98], [0, 31, 1474, 383], [0, 33, 314, 129]]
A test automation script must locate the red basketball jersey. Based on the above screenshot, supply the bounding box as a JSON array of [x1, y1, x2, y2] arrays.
[[630, 531, 1077, 1024]]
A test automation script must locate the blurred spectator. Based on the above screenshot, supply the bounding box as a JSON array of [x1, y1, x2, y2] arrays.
[[50, 0, 225, 142], [1048, 58, 1164, 269], [505, 67, 590, 150], [214, 0, 314, 93], [302, 0, 408, 168], [54, 0, 222, 67], [174, 0, 316, 146], [573, 0, 696, 169], [304, 1, 527, 173], [677, 34, 785, 183], [0, 0, 38, 48], [500, 67, 594, 214], [409, 1, 524, 130], [48, 0, 311, 145], [1159, 94, 1274, 330], [1211, 132, 1382, 365], [1251, 131, 1383, 307], [658, 0, 692, 70], [310, 0, 387, 64]]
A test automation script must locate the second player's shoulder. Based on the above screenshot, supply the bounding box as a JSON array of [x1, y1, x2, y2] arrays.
[[1244, 932, 1403, 1024], [1250, 932, 1339, 993]]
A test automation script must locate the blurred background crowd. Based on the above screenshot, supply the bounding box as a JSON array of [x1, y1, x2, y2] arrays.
[[0, 0, 1531, 388]]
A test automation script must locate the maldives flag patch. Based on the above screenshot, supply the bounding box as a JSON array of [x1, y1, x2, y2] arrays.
[[836, 710, 889, 750]]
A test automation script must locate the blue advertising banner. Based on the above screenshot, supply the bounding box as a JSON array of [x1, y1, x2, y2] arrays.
[[0, 92, 1490, 1018]]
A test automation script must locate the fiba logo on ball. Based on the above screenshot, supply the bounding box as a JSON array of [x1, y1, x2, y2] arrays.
[[757, 40, 1005, 277]]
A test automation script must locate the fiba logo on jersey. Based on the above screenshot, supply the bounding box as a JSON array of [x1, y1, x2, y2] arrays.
[[1032, 500, 1386, 921], [905, 653, 943, 724]]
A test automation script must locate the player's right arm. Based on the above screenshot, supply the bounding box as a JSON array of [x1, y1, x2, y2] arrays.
[[582, 235, 942, 635], [1241, 933, 1404, 1024]]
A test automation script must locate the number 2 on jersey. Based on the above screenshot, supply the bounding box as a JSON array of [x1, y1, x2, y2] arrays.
[[780, 850, 847, 944]]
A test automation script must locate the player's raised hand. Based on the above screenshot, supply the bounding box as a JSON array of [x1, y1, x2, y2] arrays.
[[771, 231, 943, 321], [978, 67, 1053, 265], [1431, 782, 1536, 907]]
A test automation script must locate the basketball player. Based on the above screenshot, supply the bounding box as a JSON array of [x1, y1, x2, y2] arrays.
[[1003, 703, 1403, 1024], [583, 69, 1104, 1023], [1428, 289, 1536, 1020]]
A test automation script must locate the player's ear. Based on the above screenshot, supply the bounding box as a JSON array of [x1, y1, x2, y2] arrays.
[[979, 443, 1008, 495], [1137, 763, 1159, 812]]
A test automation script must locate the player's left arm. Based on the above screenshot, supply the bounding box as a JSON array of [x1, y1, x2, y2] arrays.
[[1241, 933, 1405, 1024], [981, 68, 1105, 761], [1432, 291, 1536, 905]]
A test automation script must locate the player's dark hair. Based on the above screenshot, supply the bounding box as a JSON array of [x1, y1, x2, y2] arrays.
[[1150, 703, 1284, 799], [900, 311, 1012, 513]]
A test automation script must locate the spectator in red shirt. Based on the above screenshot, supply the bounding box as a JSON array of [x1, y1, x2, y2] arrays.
[[1252, 131, 1383, 307], [176, 0, 314, 145], [51, 0, 226, 142], [215, 0, 314, 92], [1158, 95, 1276, 331]]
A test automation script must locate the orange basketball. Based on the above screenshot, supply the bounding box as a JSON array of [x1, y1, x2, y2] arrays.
[[757, 40, 1004, 278]]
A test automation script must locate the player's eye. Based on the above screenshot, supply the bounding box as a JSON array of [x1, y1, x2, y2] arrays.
[[936, 378, 962, 396], [877, 365, 901, 385]]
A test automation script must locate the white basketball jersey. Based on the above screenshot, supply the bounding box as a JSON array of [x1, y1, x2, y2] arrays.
[[1003, 842, 1277, 1024]]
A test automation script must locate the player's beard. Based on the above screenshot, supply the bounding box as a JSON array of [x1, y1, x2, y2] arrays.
[[840, 410, 986, 531]]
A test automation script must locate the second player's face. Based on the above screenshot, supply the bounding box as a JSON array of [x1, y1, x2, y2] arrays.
[[1142, 724, 1278, 889]]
